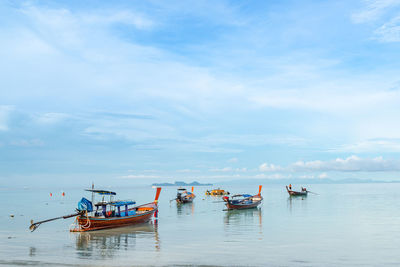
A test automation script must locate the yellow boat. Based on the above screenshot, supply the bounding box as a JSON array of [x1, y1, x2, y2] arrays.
[[205, 188, 230, 196]]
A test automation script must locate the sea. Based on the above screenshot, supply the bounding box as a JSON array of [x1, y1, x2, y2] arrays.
[[0, 183, 399, 266]]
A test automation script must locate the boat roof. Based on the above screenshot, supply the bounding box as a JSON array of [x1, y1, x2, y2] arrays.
[[110, 201, 136, 206], [85, 189, 116, 195], [232, 194, 252, 198], [177, 188, 187, 191], [94, 200, 136, 207]]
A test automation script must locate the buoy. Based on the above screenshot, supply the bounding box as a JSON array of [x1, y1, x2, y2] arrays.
[[50, 193, 52, 197], [10, 214, 14, 218], [62, 192, 65, 197]]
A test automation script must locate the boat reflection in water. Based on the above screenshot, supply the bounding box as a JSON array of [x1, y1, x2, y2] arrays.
[[176, 202, 195, 216], [74, 222, 159, 259], [224, 208, 262, 234], [287, 196, 308, 214]]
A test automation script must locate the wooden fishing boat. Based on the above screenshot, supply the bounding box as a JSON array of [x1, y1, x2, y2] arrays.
[[222, 185, 263, 210], [176, 187, 195, 204], [205, 188, 230, 196], [286, 186, 308, 196], [29, 187, 162, 232]]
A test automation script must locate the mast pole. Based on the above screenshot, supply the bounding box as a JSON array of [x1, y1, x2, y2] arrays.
[[91, 182, 94, 215]]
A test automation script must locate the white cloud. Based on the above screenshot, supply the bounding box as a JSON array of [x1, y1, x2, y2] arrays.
[[199, 134, 307, 147], [119, 174, 161, 179], [142, 170, 160, 173], [228, 157, 238, 163], [351, 0, 400, 23], [209, 167, 234, 172], [4, 3, 400, 129], [331, 138, 400, 152], [177, 169, 200, 173], [10, 139, 44, 147], [0, 4, 250, 114], [259, 163, 282, 172], [209, 167, 247, 172], [0, 106, 13, 131], [291, 155, 400, 172], [20, 4, 153, 33], [254, 173, 286, 179], [374, 15, 400, 42], [34, 112, 69, 124], [249, 85, 400, 114], [83, 10, 154, 29], [298, 173, 328, 179], [299, 174, 315, 179], [319, 173, 328, 179], [352, 0, 400, 43], [180, 174, 242, 180]]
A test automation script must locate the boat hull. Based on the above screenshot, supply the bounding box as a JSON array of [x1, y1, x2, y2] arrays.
[[71, 203, 157, 232], [286, 186, 308, 196], [225, 201, 261, 210], [225, 195, 263, 210], [176, 198, 194, 204], [176, 193, 196, 204]]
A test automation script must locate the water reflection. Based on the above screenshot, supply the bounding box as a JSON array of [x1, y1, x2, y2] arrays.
[[74, 223, 159, 259], [176, 202, 195, 216], [29, 247, 36, 257], [224, 208, 262, 227], [287, 196, 308, 213]]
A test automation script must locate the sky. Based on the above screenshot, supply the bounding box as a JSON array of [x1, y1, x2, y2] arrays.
[[1, 0, 400, 187]]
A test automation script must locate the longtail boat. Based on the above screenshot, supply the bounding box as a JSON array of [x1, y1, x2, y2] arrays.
[[205, 188, 230, 196], [222, 185, 263, 210], [286, 186, 308, 196], [29, 187, 162, 232], [176, 187, 196, 204]]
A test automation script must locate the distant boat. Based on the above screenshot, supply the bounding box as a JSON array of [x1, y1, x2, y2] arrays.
[[176, 187, 196, 204], [222, 185, 262, 210], [205, 188, 230, 196], [286, 186, 308, 196], [29, 187, 162, 232]]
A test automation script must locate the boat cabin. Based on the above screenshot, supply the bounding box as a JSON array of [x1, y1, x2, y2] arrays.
[[85, 189, 137, 218]]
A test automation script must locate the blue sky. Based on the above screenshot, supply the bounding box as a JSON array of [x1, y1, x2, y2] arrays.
[[1, 0, 400, 187]]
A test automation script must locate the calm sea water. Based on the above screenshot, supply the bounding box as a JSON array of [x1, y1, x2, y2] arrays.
[[1, 183, 400, 266]]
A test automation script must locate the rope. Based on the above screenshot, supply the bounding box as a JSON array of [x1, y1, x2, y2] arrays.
[[80, 210, 91, 229], [70, 211, 91, 231]]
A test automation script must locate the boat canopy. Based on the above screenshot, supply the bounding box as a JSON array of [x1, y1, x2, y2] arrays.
[[77, 197, 93, 212], [110, 201, 136, 206], [85, 189, 116, 195], [232, 194, 252, 198], [177, 188, 187, 191]]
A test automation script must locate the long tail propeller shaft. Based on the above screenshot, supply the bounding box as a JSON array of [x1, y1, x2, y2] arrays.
[[29, 212, 83, 232]]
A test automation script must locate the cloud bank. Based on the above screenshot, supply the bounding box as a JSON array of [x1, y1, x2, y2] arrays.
[[258, 156, 400, 173]]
